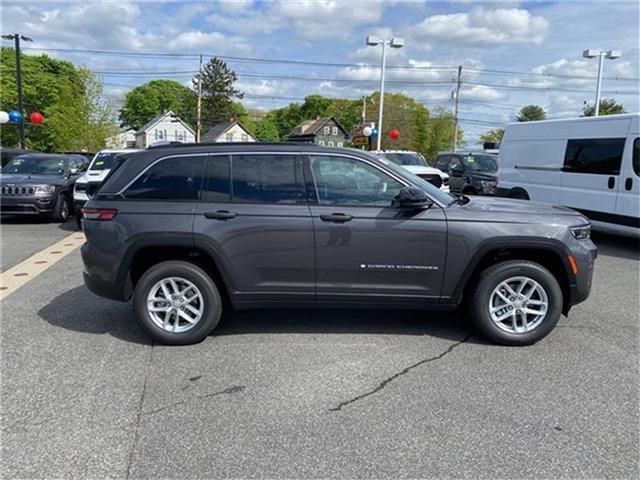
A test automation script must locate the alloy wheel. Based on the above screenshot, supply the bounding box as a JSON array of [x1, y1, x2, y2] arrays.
[[489, 276, 548, 334], [146, 276, 204, 333]]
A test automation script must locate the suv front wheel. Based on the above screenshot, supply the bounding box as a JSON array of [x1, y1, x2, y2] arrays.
[[133, 261, 222, 345], [471, 260, 563, 346]]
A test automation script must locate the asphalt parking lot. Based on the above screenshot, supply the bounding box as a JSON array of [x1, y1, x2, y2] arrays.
[[1, 216, 638, 479]]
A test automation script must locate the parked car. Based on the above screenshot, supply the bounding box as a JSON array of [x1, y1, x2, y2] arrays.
[[435, 152, 499, 196], [372, 150, 449, 192], [497, 113, 639, 237], [73, 149, 140, 224], [81, 143, 596, 347], [0, 153, 84, 221]]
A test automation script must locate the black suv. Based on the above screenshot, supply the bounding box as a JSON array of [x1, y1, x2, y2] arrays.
[[435, 152, 499, 196], [82, 144, 596, 346], [0, 153, 85, 221]]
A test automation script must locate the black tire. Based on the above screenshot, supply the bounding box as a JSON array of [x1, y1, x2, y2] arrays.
[[52, 193, 70, 223], [133, 261, 222, 345], [470, 260, 563, 346], [508, 188, 530, 200]]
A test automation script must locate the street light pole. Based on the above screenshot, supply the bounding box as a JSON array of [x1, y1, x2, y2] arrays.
[[1, 33, 33, 148], [366, 35, 404, 151], [583, 48, 621, 116]]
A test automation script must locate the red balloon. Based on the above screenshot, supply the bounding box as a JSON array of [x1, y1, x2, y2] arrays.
[[389, 128, 400, 140], [29, 112, 44, 124]]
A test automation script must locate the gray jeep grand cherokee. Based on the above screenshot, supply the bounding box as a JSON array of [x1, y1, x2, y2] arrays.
[[81, 143, 597, 346]]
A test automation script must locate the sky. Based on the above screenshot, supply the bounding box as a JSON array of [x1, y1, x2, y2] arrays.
[[2, 0, 639, 144]]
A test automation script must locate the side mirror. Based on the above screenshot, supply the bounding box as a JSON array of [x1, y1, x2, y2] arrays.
[[449, 165, 462, 176], [393, 186, 433, 209], [69, 167, 80, 175]]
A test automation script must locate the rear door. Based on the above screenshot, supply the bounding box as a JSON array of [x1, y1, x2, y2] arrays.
[[615, 137, 640, 228], [193, 152, 315, 304], [560, 137, 625, 216], [304, 153, 447, 305], [448, 155, 466, 194]]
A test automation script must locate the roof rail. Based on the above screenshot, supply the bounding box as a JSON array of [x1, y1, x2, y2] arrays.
[[147, 141, 321, 150]]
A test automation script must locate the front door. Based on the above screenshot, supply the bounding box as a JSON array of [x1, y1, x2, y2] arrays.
[[304, 154, 447, 305], [193, 153, 315, 304]]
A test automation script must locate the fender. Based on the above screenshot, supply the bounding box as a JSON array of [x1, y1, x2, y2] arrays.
[[447, 236, 575, 304]]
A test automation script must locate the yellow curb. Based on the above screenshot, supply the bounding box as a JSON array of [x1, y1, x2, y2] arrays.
[[0, 232, 86, 301]]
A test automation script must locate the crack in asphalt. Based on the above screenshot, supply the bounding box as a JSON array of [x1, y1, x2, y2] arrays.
[[142, 385, 245, 416], [125, 340, 154, 480], [329, 334, 473, 412]]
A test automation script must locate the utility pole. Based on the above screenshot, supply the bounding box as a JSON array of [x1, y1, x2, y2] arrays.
[[195, 52, 203, 142], [2, 33, 33, 148], [452, 65, 462, 151]]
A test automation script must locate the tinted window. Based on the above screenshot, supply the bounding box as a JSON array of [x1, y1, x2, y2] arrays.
[[125, 156, 205, 200], [203, 155, 231, 202], [232, 154, 303, 204], [435, 156, 449, 170], [564, 138, 625, 175], [2, 156, 68, 175], [309, 155, 403, 206], [633, 138, 639, 176]]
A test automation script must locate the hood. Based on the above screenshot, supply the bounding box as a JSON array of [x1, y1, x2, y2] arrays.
[[451, 196, 588, 227], [403, 165, 448, 178], [0, 173, 65, 186]]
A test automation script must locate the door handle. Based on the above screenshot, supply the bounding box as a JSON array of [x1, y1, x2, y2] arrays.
[[204, 210, 237, 220], [320, 213, 353, 223], [608, 176, 615, 189], [625, 177, 633, 191]]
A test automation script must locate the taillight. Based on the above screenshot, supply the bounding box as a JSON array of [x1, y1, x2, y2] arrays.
[[81, 208, 118, 221]]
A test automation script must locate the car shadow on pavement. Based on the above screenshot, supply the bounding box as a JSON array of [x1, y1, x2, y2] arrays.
[[0, 214, 79, 232], [38, 286, 481, 345], [592, 232, 639, 261]]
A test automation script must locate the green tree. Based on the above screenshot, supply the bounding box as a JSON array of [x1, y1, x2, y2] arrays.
[[583, 98, 626, 116], [246, 115, 280, 141], [516, 104, 546, 122], [194, 57, 244, 131], [479, 128, 505, 144], [424, 107, 462, 162], [119, 79, 196, 130]]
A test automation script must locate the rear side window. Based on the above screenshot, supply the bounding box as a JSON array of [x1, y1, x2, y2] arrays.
[[202, 155, 231, 202], [124, 156, 205, 200], [435, 156, 449, 170], [563, 138, 625, 175], [633, 138, 639, 176], [231, 154, 304, 204]]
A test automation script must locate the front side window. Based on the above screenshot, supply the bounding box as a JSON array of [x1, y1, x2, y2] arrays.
[[564, 138, 625, 175], [232, 154, 304, 204], [309, 155, 403, 206], [633, 138, 639, 176], [124, 156, 205, 200]]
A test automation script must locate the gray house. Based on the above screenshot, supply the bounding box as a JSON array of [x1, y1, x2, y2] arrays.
[[288, 117, 349, 146]]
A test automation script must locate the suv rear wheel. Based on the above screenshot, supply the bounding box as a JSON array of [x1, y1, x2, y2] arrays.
[[470, 260, 562, 346], [133, 261, 222, 345]]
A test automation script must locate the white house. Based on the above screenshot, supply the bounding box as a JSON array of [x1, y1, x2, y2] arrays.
[[203, 120, 257, 143], [105, 128, 136, 149], [135, 111, 195, 148]]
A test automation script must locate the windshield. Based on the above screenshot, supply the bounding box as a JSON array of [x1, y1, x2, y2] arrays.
[[382, 152, 428, 167], [1, 156, 68, 175], [372, 155, 453, 205], [89, 152, 119, 171], [461, 155, 498, 172]]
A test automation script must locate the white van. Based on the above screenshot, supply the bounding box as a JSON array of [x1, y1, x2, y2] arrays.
[[497, 113, 639, 236]]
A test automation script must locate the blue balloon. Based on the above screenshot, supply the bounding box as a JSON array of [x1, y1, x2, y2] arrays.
[[8, 110, 22, 123], [371, 129, 378, 138]]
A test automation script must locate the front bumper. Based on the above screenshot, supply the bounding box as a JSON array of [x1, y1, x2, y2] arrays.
[[568, 240, 597, 308], [0, 195, 56, 215]]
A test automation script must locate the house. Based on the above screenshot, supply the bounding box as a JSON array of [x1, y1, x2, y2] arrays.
[[203, 120, 257, 143], [135, 111, 195, 148], [287, 117, 349, 146], [105, 128, 136, 149]]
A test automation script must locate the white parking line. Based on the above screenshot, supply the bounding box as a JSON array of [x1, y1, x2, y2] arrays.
[[0, 232, 85, 300]]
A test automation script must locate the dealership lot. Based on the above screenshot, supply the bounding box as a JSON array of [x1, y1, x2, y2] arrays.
[[1, 218, 638, 479]]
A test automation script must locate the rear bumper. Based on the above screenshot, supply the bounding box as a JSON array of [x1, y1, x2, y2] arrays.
[[83, 271, 128, 302], [0, 195, 56, 215], [81, 242, 129, 301]]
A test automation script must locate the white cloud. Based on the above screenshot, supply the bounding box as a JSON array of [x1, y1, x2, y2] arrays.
[[408, 7, 549, 47], [461, 84, 505, 102]]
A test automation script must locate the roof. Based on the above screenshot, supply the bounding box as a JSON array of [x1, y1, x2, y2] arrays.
[[203, 120, 254, 141], [136, 111, 195, 135], [288, 117, 349, 137]]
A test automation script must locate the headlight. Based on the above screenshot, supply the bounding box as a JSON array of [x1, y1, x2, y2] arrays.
[[33, 185, 56, 194], [570, 224, 591, 240], [480, 180, 497, 193]]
